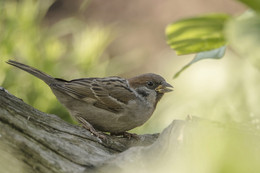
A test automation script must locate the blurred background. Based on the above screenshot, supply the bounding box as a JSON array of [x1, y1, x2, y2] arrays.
[[1, 0, 254, 135], [3, 1, 260, 173]]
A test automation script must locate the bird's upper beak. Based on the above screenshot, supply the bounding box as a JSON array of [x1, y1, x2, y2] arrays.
[[155, 82, 173, 93]]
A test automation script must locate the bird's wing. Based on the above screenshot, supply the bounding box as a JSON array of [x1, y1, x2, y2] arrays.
[[52, 77, 136, 113]]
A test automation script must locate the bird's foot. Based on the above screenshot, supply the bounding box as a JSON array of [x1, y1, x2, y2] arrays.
[[110, 132, 139, 139], [77, 116, 106, 140], [88, 126, 106, 140]]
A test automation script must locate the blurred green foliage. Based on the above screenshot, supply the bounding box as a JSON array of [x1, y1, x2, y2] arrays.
[[163, 0, 260, 172], [0, 0, 113, 123], [237, 0, 260, 12], [166, 0, 260, 78], [164, 0, 260, 126], [226, 11, 260, 69]]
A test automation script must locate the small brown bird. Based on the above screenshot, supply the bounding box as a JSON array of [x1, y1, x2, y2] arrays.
[[7, 60, 173, 139]]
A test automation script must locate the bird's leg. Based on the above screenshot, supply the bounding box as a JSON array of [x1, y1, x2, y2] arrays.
[[110, 132, 139, 139], [76, 116, 106, 140]]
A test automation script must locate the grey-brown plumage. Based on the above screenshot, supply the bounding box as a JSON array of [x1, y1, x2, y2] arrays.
[[6, 60, 173, 138]]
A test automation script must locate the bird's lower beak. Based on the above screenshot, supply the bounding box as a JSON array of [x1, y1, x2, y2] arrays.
[[155, 82, 173, 93]]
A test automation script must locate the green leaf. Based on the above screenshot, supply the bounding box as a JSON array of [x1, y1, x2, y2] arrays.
[[194, 46, 226, 61], [225, 13, 260, 69], [173, 46, 226, 78], [237, 0, 260, 12], [166, 14, 230, 55]]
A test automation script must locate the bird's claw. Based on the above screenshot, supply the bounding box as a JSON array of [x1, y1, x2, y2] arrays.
[[110, 132, 139, 139]]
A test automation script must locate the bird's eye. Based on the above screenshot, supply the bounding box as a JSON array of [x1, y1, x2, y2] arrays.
[[147, 81, 154, 87]]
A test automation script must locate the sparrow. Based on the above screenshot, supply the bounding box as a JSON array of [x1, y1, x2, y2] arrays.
[[6, 60, 173, 139]]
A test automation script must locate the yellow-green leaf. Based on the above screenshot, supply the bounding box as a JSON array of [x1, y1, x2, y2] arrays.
[[237, 0, 260, 12], [166, 14, 230, 55]]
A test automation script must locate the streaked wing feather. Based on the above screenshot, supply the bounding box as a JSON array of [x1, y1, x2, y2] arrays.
[[52, 77, 136, 113]]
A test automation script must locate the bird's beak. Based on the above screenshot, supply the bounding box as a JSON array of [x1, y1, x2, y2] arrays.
[[155, 82, 173, 93]]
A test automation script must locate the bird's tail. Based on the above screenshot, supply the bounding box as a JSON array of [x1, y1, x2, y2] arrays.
[[6, 60, 54, 85]]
